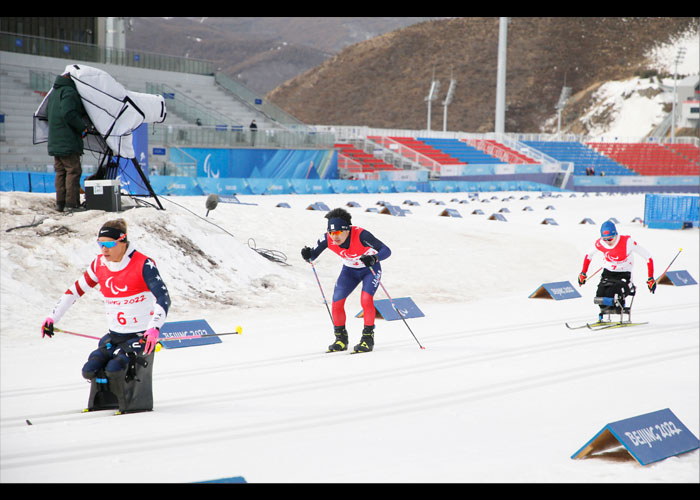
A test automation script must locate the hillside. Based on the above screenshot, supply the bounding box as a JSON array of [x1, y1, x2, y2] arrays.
[[266, 17, 698, 134], [126, 17, 435, 95]]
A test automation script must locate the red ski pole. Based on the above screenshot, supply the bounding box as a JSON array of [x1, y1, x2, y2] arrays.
[[54, 327, 100, 340], [655, 248, 683, 282]]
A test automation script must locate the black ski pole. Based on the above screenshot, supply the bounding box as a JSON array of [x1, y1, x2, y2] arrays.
[[368, 266, 425, 350], [309, 261, 334, 325]]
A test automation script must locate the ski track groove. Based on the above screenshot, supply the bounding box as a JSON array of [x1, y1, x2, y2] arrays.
[[3, 303, 696, 426], [2, 302, 697, 469], [2, 343, 697, 470], [4, 300, 695, 401]]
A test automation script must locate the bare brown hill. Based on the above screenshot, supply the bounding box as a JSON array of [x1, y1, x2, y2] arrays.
[[127, 17, 435, 95], [266, 17, 697, 133]]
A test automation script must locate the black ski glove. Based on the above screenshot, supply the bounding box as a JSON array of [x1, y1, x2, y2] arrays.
[[359, 254, 378, 267], [301, 246, 312, 262], [41, 318, 54, 338]]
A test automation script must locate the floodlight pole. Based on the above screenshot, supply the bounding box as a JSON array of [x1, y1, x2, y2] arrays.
[[671, 47, 686, 143], [425, 72, 440, 132], [495, 17, 508, 134], [556, 86, 571, 137], [442, 74, 456, 132]]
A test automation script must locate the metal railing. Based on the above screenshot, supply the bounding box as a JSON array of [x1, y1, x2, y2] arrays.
[[1, 31, 215, 76], [146, 82, 241, 128], [214, 72, 307, 130], [151, 123, 336, 151]]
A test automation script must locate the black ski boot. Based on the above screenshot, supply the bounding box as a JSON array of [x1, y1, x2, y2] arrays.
[[328, 326, 348, 352], [353, 325, 375, 353]]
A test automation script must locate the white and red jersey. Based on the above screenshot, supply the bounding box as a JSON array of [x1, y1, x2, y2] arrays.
[[581, 235, 654, 277], [49, 244, 170, 334], [326, 226, 379, 268]]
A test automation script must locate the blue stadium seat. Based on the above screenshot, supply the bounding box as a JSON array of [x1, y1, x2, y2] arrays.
[[417, 138, 505, 165], [522, 141, 635, 176]]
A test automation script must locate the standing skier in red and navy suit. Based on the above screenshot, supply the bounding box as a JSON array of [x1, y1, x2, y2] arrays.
[[301, 208, 391, 353], [41, 218, 171, 382]]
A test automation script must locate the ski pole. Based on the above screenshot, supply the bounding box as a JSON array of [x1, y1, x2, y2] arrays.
[[54, 327, 164, 352], [655, 248, 683, 282], [54, 325, 243, 349], [579, 266, 602, 286], [54, 327, 100, 340], [309, 261, 334, 325], [368, 266, 425, 350]]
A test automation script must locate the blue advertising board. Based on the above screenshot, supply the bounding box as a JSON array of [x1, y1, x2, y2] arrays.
[[379, 204, 407, 216], [572, 408, 699, 465], [659, 270, 697, 286], [439, 208, 462, 218], [158, 319, 222, 349], [149, 175, 204, 196], [529, 281, 581, 300], [356, 297, 424, 321]]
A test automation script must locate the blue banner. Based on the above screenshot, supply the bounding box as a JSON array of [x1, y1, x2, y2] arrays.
[[291, 178, 333, 194], [177, 147, 338, 180], [329, 179, 368, 193], [196, 177, 253, 195], [149, 175, 203, 196], [246, 178, 293, 195], [117, 124, 150, 196]]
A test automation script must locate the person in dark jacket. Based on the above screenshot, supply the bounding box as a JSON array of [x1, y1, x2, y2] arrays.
[[46, 73, 88, 212]]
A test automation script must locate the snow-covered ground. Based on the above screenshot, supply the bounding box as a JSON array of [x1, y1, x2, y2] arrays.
[[1, 190, 698, 483]]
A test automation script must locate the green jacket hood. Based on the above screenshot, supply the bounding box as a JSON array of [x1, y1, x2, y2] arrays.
[[53, 74, 76, 89]]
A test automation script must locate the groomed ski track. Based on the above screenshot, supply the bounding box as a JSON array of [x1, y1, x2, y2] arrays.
[[2, 294, 697, 482]]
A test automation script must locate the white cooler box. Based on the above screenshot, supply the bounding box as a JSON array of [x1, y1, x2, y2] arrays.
[[85, 180, 121, 212]]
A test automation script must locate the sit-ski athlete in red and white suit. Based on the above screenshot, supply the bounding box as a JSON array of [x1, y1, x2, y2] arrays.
[[578, 220, 655, 320], [41, 219, 171, 380]]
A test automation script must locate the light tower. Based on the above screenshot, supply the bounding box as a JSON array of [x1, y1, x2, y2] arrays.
[[442, 72, 457, 132], [495, 17, 508, 134], [425, 69, 440, 131], [671, 47, 686, 143], [556, 86, 572, 136]]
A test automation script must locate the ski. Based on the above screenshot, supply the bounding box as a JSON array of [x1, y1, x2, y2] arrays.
[[326, 349, 371, 354], [24, 408, 117, 425], [586, 321, 648, 331], [566, 321, 608, 330], [83, 407, 123, 416]]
